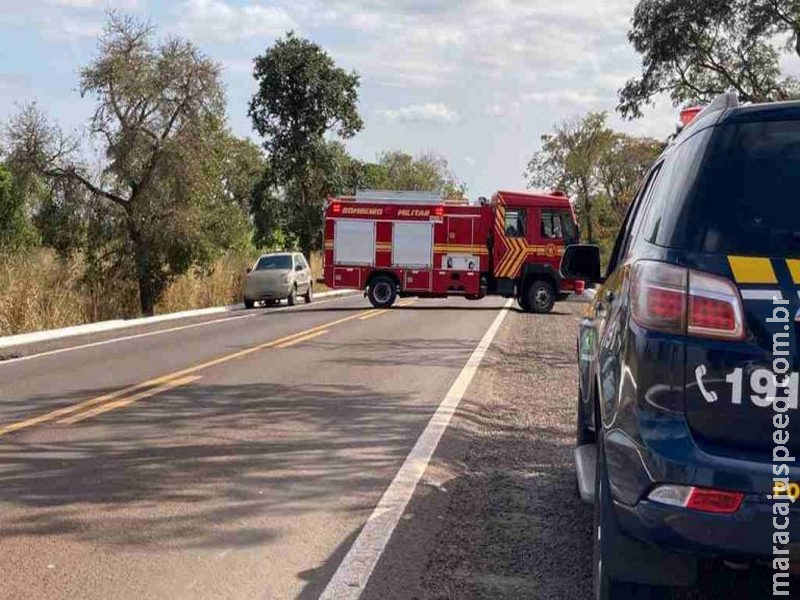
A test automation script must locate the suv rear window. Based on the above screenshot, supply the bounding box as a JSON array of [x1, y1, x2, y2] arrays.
[[667, 120, 800, 256]]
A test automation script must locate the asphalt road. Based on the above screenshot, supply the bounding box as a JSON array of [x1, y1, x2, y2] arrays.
[[0, 293, 509, 600]]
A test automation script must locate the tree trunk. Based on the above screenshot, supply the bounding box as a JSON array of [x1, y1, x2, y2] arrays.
[[129, 221, 156, 316], [300, 183, 314, 259], [583, 196, 595, 244], [580, 179, 595, 244]]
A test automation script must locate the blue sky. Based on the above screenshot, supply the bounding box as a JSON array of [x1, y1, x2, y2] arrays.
[[0, 0, 731, 197]]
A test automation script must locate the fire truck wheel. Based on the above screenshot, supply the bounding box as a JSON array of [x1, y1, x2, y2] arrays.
[[526, 280, 555, 314], [368, 276, 397, 308], [304, 284, 313, 304], [287, 286, 297, 306]]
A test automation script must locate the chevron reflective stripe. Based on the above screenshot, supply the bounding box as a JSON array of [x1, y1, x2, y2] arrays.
[[727, 256, 777, 284], [786, 259, 800, 284]]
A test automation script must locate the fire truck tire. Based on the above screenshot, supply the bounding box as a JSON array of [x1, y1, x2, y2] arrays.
[[367, 276, 397, 308], [304, 284, 313, 304], [525, 280, 555, 314], [287, 286, 297, 306]]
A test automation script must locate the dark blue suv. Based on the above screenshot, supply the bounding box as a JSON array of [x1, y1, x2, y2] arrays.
[[562, 93, 800, 598]]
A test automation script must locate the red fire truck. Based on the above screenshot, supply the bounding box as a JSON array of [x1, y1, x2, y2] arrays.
[[322, 189, 583, 313]]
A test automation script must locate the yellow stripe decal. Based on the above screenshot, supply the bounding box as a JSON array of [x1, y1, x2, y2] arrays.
[[728, 256, 777, 284], [787, 259, 800, 284]]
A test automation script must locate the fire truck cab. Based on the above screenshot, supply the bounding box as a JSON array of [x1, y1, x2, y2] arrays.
[[322, 189, 582, 313]]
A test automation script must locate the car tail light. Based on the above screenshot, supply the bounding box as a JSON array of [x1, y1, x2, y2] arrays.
[[688, 271, 745, 340], [648, 484, 744, 514], [631, 261, 687, 334], [631, 261, 744, 340]]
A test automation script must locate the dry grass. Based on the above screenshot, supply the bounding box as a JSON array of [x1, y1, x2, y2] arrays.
[[157, 253, 251, 314], [0, 249, 327, 337], [0, 251, 89, 336]]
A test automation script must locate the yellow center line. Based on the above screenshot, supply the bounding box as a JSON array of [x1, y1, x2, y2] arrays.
[[275, 329, 329, 349], [0, 307, 376, 437], [360, 310, 388, 320], [60, 375, 202, 425]]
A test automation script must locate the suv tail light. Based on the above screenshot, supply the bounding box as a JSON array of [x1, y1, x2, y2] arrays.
[[631, 261, 745, 340], [648, 484, 744, 514]]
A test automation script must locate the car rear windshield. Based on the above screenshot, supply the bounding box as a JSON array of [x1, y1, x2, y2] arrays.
[[667, 119, 800, 256], [255, 255, 292, 270]]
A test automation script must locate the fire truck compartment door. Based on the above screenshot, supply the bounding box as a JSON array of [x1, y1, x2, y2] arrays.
[[334, 220, 375, 265], [392, 222, 433, 267]]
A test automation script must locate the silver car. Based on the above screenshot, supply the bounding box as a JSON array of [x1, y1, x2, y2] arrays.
[[243, 252, 313, 309]]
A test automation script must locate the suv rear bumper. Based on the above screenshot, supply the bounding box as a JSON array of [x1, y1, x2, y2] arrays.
[[616, 496, 800, 560], [603, 413, 800, 560]]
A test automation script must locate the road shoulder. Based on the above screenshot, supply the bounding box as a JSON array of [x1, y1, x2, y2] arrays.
[[361, 301, 593, 600]]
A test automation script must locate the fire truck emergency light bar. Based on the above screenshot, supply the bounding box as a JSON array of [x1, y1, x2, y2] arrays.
[[354, 189, 443, 204]]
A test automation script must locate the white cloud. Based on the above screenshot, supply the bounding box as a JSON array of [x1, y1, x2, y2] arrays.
[[521, 90, 605, 108], [39, 15, 104, 41], [379, 102, 459, 123], [485, 104, 506, 117], [175, 0, 298, 43], [48, 0, 139, 7]]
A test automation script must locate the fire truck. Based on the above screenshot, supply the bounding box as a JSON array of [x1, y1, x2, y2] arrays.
[[322, 189, 583, 313]]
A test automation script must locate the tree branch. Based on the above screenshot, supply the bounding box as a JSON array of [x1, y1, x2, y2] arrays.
[[47, 167, 129, 210]]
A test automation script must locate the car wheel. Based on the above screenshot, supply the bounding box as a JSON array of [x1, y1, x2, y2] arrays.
[[287, 286, 297, 306], [304, 283, 313, 304], [244, 298, 255, 309], [526, 280, 555, 314], [367, 275, 397, 308]]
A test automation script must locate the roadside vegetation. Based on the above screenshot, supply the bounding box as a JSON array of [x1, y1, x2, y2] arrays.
[[2, 1, 799, 334], [0, 15, 463, 335]]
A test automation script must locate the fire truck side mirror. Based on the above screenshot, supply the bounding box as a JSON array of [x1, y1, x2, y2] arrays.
[[561, 245, 602, 284]]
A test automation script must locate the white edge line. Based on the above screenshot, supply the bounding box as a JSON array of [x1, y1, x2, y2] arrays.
[[0, 293, 356, 367], [319, 299, 513, 600], [0, 290, 356, 351]]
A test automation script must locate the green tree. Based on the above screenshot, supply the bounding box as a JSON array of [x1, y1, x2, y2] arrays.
[[526, 113, 614, 244], [33, 177, 89, 257], [619, 0, 800, 118], [358, 151, 466, 198], [596, 134, 664, 222], [745, 2, 800, 56], [0, 164, 38, 250], [6, 15, 244, 315], [249, 32, 363, 258]]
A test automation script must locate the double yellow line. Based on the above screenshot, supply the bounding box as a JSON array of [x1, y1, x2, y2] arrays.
[[0, 302, 411, 437]]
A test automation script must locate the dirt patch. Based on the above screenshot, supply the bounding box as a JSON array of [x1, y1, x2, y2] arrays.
[[410, 302, 593, 600]]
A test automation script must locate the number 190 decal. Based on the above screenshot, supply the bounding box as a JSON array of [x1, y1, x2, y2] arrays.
[[694, 365, 799, 409]]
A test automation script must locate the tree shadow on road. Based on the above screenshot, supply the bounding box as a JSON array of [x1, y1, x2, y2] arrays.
[[0, 380, 433, 559]]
